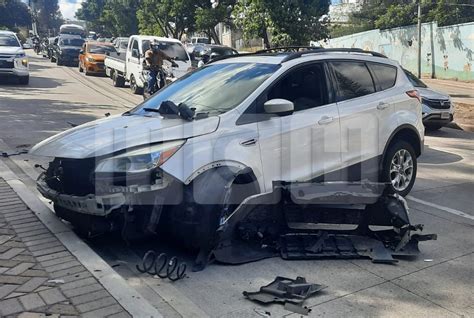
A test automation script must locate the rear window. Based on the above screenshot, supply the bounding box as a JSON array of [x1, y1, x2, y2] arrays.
[[331, 61, 376, 101], [368, 63, 397, 91], [142, 40, 188, 61], [60, 38, 84, 47], [88, 45, 116, 54]]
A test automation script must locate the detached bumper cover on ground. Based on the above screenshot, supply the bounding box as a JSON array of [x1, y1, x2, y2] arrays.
[[213, 181, 437, 265]]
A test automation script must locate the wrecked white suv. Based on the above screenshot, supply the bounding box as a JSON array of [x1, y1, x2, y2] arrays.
[[31, 48, 424, 257]]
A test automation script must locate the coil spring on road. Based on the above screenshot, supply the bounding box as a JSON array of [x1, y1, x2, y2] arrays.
[[136, 251, 187, 281]]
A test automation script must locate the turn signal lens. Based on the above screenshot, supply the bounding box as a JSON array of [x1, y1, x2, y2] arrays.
[[406, 90, 421, 103]]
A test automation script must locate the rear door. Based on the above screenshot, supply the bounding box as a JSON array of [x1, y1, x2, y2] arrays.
[[257, 62, 341, 191], [329, 60, 381, 181]]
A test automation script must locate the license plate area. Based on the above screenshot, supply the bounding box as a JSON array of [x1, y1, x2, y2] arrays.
[[441, 112, 450, 119]]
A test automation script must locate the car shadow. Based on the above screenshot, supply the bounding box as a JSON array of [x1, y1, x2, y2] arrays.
[[419, 145, 463, 165]]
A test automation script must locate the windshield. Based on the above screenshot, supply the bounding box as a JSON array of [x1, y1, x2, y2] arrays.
[[0, 35, 20, 47], [88, 44, 116, 54], [60, 38, 84, 47], [142, 40, 188, 61], [404, 70, 427, 88], [131, 63, 279, 115]]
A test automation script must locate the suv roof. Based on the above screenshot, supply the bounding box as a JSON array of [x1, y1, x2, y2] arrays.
[[211, 47, 388, 65]]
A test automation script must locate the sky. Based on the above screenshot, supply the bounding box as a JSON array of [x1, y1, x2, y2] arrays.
[[58, 0, 84, 20]]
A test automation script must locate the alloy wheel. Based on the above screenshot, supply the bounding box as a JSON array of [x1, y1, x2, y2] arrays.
[[389, 149, 414, 192]]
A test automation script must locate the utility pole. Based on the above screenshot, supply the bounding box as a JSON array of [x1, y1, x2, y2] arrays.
[[417, 0, 422, 78]]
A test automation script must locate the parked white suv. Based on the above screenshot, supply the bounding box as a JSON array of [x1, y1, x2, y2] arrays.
[[0, 31, 29, 84], [30, 48, 423, 248]]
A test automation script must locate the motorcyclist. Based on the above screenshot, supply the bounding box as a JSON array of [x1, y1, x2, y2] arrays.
[[144, 39, 177, 94]]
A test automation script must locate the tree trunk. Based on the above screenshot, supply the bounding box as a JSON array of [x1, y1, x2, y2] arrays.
[[262, 26, 271, 49], [210, 28, 220, 45]]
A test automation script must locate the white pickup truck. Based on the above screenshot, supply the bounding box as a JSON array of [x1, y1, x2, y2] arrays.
[[104, 35, 192, 94]]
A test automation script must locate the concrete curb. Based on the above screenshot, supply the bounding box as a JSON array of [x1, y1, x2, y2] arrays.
[[0, 159, 163, 318]]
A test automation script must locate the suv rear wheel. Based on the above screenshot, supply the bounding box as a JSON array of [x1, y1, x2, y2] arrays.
[[383, 140, 417, 196]]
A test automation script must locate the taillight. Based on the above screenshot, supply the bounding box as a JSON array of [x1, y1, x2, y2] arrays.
[[406, 90, 421, 103]]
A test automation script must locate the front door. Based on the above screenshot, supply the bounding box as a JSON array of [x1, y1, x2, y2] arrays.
[[127, 38, 141, 83], [257, 63, 341, 191]]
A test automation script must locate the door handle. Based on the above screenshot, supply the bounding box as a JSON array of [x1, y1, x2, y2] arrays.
[[318, 116, 334, 125], [240, 138, 257, 146], [377, 102, 389, 110]]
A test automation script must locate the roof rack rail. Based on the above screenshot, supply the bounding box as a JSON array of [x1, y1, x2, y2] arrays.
[[207, 47, 387, 65], [255, 46, 321, 54], [281, 47, 387, 62]]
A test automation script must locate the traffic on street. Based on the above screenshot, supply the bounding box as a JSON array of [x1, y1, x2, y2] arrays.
[[0, 0, 473, 316]]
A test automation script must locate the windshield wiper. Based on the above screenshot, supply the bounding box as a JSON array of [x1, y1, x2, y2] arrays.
[[143, 108, 161, 113]]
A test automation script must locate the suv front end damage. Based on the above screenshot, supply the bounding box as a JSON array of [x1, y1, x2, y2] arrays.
[[37, 142, 185, 238]]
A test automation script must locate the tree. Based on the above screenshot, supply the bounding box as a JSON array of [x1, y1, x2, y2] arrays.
[[194, 0, 236, 44], [233, 0, 271, 48], [137, 0, 196, 39], [101, 0, 139, 36], [76, 0, 108, 35], [0, 0, 31, 29], [33, 0, 63, 35], [234, 0, 330, 47]]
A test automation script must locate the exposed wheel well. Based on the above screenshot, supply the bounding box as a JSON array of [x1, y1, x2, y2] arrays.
[[386, 127, 422, 158]]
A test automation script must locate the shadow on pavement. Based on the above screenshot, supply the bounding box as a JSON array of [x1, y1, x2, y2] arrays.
[[419, 145, 463, 165]]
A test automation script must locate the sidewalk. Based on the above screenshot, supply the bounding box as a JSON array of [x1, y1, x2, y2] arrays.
[[0, 178, 131, 317]]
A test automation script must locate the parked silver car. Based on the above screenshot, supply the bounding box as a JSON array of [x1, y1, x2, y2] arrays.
[[404, 70, 454, 130]]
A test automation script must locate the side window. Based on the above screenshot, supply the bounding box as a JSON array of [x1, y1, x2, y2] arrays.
[[131, 40, 139, 57], [330, 61, 375, 102], [265, 63, 328, 112], [367, 63, 397, 91]]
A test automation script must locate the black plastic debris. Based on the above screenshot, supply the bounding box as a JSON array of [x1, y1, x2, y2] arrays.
[[214, 181, 437, 266], [243, 276, 326, 315]]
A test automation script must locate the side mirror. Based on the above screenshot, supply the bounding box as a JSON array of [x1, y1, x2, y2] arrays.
[[79, 49, 84, 54], [264, 99, 294, 115]]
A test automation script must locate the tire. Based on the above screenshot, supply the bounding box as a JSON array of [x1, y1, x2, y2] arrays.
[[382, 140, 417, 197], [18, 76, 29, 85], [51, 56, 56, 63], [56, 58, 62, 66], [129, 74, 143, 94], [112, 71, 124, 87], [78, 63, 83, 73]]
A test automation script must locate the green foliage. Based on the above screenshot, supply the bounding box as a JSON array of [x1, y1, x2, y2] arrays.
[[0, 0, 31, 29], [33, 0, 63, 35], [347, 0, 474, 35], [233, 0, 271, 47], [137, 0, 196, 39], [235, 0, 330, 47]]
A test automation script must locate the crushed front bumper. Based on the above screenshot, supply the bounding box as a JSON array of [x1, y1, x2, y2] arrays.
[[36, 172, 172, 217]]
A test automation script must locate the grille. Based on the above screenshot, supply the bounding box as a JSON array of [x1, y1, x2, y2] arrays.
[[0, 60, 14, 68], [422, 98, 450, 109], [46, 158, 96, 196]]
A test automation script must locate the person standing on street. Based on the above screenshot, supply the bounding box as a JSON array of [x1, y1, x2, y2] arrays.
[[144, 39, 177, 94]]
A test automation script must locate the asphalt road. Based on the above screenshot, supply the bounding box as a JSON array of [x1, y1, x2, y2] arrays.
[[0, 51, 473, 317]]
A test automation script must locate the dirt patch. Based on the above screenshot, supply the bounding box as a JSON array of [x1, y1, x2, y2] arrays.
[[454, 102, 473, 132]]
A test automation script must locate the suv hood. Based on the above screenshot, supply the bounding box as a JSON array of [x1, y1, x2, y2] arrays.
[[0, 47, 24, 55], [418, 87, 449, 100], [30, 114, 219, 159]]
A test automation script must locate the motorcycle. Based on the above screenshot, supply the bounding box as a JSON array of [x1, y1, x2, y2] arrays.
[[33, 39, 41, 54], [141, 61, 178, 100]]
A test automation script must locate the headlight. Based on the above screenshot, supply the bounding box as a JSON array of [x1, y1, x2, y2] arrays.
[[87, 57, 95, 62], [15, 53, 26, 58], [94, 140, 184, 173]]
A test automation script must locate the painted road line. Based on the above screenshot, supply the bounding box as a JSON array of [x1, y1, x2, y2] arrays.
[[407, 195, 474, 221]]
